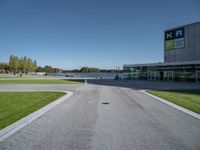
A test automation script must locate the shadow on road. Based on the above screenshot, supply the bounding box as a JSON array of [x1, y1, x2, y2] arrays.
[[87, 79, 200, 90]]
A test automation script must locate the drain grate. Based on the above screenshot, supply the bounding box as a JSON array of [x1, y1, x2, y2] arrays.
[[102, 102, 109, 105]]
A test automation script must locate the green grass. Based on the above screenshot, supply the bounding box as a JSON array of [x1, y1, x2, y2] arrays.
[[0, 74, 34, 78], [0, 92, 66, 129], [0, 74, 63, 78], [148, 89, 200, 114], [0, 79, 84, 84]]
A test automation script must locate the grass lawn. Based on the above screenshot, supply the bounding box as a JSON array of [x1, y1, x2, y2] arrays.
[[0, 74, 63, 78], [0, 92, 66, 129], [0, 79, 84, 84], [148, 89, 200, 114], [0, 74, 34, 78]]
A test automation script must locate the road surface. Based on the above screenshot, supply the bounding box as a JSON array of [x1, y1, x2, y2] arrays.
[[0, 80, 200, 150]]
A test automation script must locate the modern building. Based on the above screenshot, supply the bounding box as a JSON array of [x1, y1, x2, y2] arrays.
[[123, 22, 200, 82]]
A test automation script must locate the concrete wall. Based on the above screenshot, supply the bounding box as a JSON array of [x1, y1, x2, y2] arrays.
[[164, 22, 200, 62]]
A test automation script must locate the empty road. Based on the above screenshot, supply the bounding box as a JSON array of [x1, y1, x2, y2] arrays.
[[0, 80, 200, 150]]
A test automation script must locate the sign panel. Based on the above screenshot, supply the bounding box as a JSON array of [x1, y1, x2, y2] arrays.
[[174, 38, 184, 48], [164, 27, 185, 50], [164, 40, 174, 50]]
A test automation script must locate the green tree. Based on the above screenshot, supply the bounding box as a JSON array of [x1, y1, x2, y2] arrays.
[[80, 67, 89, 73], [80, 67, 100, 73], [12, 56, 19, 73], [27, 58, 32, 72], [9, 55, 14, 71], [6, 55, 37, 73], [19, 57, 24, 72], [33, 60, 37, 72], [23, 56, 28, 73]]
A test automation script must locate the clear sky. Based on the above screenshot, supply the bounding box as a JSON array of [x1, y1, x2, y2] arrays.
[[0, 0, 200, 69]]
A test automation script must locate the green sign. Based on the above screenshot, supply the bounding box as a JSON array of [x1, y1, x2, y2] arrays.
[[164, 40, 174, 50]]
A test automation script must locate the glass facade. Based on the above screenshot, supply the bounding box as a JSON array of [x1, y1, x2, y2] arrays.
[[123, 63, 200, 82]]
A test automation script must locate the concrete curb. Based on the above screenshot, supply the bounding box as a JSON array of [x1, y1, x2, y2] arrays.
[[140, 90, 200, 120], [0, 90, 73, 142]]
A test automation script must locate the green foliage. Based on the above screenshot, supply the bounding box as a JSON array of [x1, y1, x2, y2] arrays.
[[0, 62, 9, 72], [80, 67, 100, 73], [7, 55, 37, 73], [3, 55, 120, 74], [36, 65, 61, 73], [0, 64, 7, 73]]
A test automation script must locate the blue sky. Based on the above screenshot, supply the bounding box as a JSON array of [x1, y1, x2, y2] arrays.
[[0, 0, 199, 69]]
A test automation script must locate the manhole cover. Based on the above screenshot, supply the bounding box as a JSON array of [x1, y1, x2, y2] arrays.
[[102, 102, 109, 105]]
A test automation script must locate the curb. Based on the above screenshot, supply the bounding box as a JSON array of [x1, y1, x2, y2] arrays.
[[140, 90, 200, 120], [0, 90, 73, 142]]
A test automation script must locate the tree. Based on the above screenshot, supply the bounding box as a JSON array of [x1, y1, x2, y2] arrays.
[[27, 58, 32, 72], [4, 55, 37, 73], [80, 67, 89, 73], [44, 66, 53, 73], [80, 67, 100, 73], [19, 57, 24, 72], [33, 60, 37, 71], [9, 55, 14, 71], [22, 56, 28, 73], [12, 56, 19, 73]]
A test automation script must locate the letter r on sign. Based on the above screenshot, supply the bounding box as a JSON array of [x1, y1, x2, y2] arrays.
[[176, 30, 182, 38]]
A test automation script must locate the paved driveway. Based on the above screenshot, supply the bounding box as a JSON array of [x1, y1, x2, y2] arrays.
[[0, 81, 200, 150]]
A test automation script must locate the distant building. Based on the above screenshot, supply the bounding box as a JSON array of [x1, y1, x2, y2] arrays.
[[35, 72, 46, 75], [123, 22, 200, 82]]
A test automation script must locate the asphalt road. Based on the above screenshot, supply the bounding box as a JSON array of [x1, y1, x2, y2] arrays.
[[0, 80, 200, 150]]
